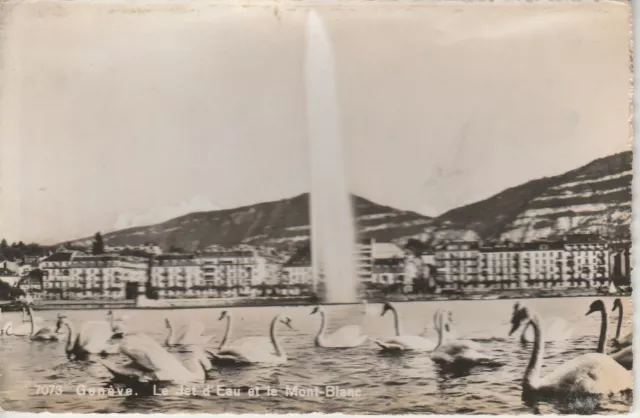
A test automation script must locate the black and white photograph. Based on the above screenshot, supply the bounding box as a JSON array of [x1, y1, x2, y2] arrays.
[[0, 0, 633, 414]]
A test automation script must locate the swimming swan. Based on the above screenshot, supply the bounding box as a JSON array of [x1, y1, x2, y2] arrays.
[[374, 302, 435, 352], [430, 309, 493, 367], [206, 314, 293, 365], [56, 314, 119, 360], [216, 310, 276, 352], [311, 306, 367, 348], [509, 303, 632, 403], [107, 310, 128, 339], [611, 298, 632, 350], [586, 299, 632, 370], [26, 306, 58, 341], [99, 334, 212, 384]]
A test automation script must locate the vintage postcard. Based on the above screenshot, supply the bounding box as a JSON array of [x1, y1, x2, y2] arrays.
[[0, 0, 633, 414]]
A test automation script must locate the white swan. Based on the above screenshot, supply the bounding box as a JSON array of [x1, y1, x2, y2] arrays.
[[5, 308, 33, 336], [430, 309, 492, 367], [26, 306, 58, 341], [55, 314, 119, 360], [206, 314, 293, 365], [165, 318, 213, 347], [611, 298, 632, 350], [99, 334, 212, 384], [374, 302, 435, 352], [215, 310, 272, 351], [0, 305, 44, 336], [586, 299, 632, 370], [311, 306, 367, 348], [509, 303, 632, 403], [107, 310, 128, 339]]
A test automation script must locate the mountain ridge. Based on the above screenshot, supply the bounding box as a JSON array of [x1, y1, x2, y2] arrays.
[[66, 151, 632, 251]]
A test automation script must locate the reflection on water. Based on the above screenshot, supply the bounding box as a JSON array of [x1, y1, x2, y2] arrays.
[[0, 296, 632, 414]]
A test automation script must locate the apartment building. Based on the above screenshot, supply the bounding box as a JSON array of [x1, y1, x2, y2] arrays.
[[199, 249, 271, 288], [40, 252, 147, 300], [150, 254, 202, 299], [435, 242, 480, 290], [562, 234, 609, 288], [282, 249, 313, 286]]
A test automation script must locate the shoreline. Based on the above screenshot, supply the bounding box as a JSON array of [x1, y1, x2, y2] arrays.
[[2, 288, 628, 311]]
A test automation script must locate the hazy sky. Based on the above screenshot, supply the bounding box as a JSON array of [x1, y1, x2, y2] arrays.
[[0, 1, 631, 244]]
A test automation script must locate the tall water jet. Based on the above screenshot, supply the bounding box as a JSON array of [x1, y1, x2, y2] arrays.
[[305, 10, 358, 303]]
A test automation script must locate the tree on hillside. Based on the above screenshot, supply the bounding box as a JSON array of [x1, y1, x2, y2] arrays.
[[405, 238, 428, 257], [168, 245, 185, 254], [0, 239, 7, 251], [92, 232, 105, 255]]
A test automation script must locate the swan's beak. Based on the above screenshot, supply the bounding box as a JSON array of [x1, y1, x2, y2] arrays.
[[508, 322, 519, 336], [585, 308, 595, 316], [310, 307, 319, 315]]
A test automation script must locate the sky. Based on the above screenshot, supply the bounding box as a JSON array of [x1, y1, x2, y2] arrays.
[[0, 1, 631, 244]]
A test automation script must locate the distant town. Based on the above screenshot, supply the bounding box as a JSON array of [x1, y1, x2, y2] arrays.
[[0, 231, 631, 308]]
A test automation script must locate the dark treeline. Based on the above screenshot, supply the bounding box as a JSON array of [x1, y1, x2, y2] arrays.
[[0, 239, 52, 263]]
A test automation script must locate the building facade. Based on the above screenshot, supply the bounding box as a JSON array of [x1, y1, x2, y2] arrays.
[[40, 252, 147, 300], [199, 249, 271, 288], [150, 254, 202, 299], [435, 242, 480, 290]]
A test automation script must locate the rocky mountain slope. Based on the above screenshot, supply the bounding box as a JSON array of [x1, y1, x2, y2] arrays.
[[67, 151, 631, 251], [68, 194, 432, 251], [420, 150, 632, 244]]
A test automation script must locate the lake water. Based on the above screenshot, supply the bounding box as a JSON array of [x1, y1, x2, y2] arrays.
[[0, 296, 633, 414]]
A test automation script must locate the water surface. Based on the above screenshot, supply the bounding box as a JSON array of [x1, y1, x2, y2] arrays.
[[0, 296, 632, 414]]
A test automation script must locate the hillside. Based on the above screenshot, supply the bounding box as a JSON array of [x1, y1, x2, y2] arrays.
[[67, 151, 632, 251], [419, 150, 632, 243], [68, 194, 432, 251]]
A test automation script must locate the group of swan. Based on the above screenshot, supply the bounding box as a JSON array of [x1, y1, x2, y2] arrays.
[[1, 297, 633, 402], [509, 299, 633, 404]]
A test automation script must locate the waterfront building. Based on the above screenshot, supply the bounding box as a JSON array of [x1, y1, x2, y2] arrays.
[[435, 242, 480, 291], [355, 238, 374, 283], [40, 252, 147, 300], [562, 234, 609, 288], [372, 257, 407, 288], [355, 238, 406, 284], [199, 249, 272, 288], [282, 249, 313, 285], [150, 254, 202, 299], [480, 242, 565, 290]]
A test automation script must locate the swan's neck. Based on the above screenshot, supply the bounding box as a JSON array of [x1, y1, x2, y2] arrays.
[[523, 315, 543, 392], [270, 316, 284, 358], [614, 305, 623, 341], [165, 320, 173, 345], [391, 306, 402, 336], [520, 322, 531, 342], [28, 308, 36, 336], [219, 316, 232, 350], [316, 310, 327, 345], [597, 307, 608, 354], [64, 322, 76, 354]]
